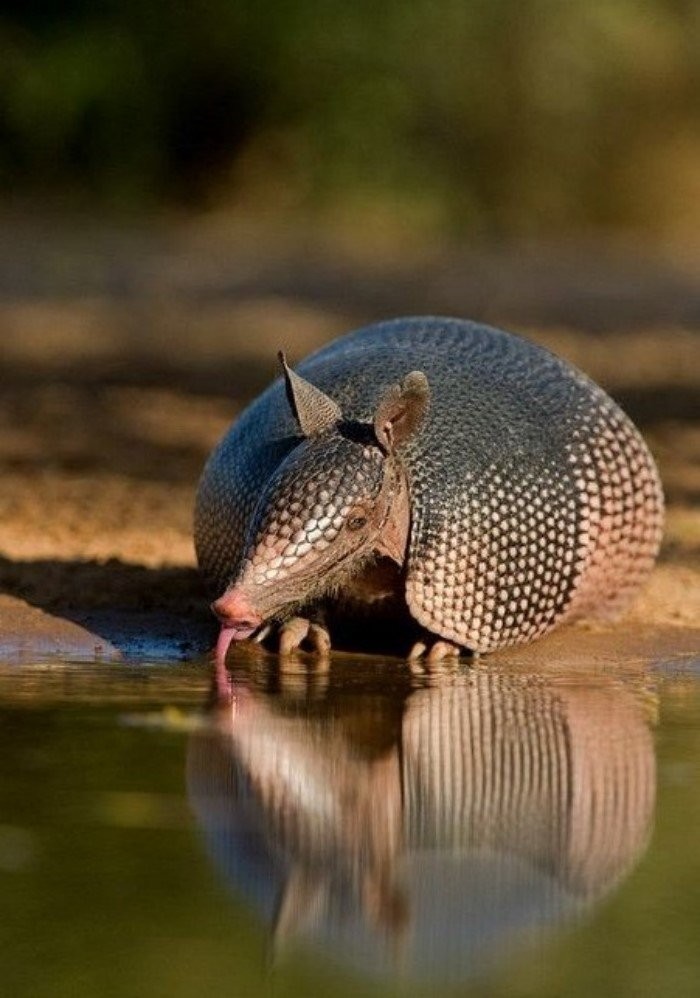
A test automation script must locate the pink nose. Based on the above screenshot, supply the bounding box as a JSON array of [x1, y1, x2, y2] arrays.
[[210, 588, 263, 634]]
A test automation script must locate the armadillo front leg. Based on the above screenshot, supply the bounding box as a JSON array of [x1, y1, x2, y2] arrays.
[[408, 636, 463, 663], [279, 616, 332, 658]]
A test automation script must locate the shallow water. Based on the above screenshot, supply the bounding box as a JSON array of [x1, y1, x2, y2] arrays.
[[1, 648, 699, 998]]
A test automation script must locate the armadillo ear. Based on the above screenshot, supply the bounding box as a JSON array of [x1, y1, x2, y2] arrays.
[[374, 371, 430, 452], [278, 351, 342, 437]]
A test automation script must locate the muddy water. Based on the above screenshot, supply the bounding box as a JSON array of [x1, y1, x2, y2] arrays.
[[1, 648, 699, 998]]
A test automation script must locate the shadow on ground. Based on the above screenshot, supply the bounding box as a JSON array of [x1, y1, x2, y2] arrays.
[[0, 556, 216, 660]]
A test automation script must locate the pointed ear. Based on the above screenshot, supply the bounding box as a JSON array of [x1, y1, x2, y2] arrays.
[[278, 351, 342, 437], [373, 371, 429, 452]]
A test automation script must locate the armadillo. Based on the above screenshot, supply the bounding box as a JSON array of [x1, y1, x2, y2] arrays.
[[195, 316, 663, 660]]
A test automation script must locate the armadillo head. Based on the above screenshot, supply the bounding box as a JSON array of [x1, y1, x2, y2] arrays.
[[212, 355, 429, 642]]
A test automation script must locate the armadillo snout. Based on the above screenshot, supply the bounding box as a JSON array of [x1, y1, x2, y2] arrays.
[[210, 588, 263, 637]]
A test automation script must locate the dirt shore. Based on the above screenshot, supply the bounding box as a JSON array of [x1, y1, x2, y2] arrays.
[[0, 218, 698, 663]]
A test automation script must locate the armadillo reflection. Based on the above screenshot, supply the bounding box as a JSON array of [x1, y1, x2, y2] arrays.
[[195, 317, 663, 658], [186, 672, 655, 979]]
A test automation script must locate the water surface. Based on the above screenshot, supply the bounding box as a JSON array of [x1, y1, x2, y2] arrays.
[[1, 649, 699, 998]]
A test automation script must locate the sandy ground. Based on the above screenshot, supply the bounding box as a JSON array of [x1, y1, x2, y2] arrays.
[[0, 216, 698, 663]]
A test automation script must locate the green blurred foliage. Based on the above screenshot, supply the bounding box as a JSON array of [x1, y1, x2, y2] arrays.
[[1, 0, 699, 234]]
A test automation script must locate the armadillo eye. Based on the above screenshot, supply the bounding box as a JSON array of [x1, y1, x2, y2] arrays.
[[347, 513, 368, 531]]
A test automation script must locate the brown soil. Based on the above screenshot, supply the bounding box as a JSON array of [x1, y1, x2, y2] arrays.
[[0, 217, 698, 662]]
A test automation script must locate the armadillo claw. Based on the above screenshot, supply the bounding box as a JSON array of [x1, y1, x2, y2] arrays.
[[278, 617, 332, 658], [279, 617, 310, 655], [408, 640, 427, 660], [252, 624, 272, 644], [408, 637, 461, 662], [427, 640, 461, 663], [308, 622, 331, 658]]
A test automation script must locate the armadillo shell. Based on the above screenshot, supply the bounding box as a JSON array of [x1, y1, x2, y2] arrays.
[[195, 317, 663, 652]]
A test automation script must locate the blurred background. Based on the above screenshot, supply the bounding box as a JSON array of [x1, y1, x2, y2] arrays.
[[0, 0, 698, 651], [2, 0, 700, 236]]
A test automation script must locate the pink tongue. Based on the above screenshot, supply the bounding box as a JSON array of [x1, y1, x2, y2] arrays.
[[213, 627, 238, 704], [215, 626, 237, 668], [213, 627, 255, 709]]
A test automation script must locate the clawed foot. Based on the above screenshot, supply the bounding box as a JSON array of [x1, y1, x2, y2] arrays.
[[408, 636, 463, 663], [215, 615, 331, 666], [277, 616, 331, 658], [216, 617, 461, 666]]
